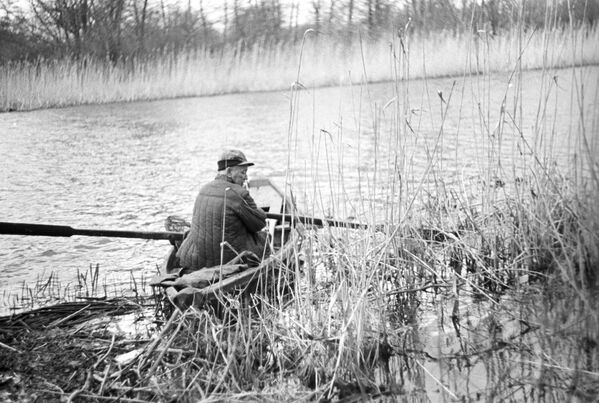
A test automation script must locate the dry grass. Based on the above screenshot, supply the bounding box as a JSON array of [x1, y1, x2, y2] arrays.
[[1, 264, 154, 315], [66, 19, 597, 401], [1, 26, 598, 112]]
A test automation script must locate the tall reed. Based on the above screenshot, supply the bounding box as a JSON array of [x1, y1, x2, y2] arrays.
[[1, 26, 598, 112], [133, 17, 598, 401], [5, 18, 597, 403]]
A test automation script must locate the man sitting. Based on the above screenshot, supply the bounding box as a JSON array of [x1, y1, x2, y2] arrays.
[[176, 149, 268, 271]]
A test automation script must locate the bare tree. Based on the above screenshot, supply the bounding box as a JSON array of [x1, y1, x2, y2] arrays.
[[312, 0, 320, 31], [199, 0, 208, 42], [223, 0, 228, 41], [347, 0, 354, 24], [132, 0, 149, 53], [95, 0, 125, 59], [2, 0, 597, 62], [30, 0, 93, 55]]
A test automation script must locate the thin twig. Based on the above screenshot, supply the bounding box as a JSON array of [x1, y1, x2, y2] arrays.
[[415, 359, 458, 399], [0, 340, 20, 353]]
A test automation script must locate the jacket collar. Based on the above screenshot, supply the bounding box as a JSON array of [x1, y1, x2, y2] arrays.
[[215, 174, 235, 184]]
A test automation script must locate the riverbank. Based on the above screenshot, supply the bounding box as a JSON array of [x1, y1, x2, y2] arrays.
[[1, 198, 597, 401], [1, 26, 598, 113]]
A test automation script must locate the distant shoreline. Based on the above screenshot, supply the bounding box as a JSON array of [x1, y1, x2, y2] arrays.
[[3, 61, 598, 115], [2, 27, 598, 113]]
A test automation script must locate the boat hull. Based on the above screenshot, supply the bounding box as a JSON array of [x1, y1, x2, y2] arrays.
[[153, 178, 301, 311]]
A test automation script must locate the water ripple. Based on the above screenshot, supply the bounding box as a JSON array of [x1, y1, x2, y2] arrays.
[[1, 67, 597, 296]]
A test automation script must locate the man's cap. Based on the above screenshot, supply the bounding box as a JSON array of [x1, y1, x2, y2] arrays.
[[217, 149, 254, 171]]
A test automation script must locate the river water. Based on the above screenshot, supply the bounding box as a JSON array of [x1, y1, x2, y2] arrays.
[[0, 66, 597, 306]]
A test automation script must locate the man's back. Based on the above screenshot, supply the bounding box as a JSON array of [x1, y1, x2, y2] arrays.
[[176, 177, 267, 270]]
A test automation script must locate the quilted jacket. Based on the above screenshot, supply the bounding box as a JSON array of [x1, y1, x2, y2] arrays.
[[176, 176, 267, 270]]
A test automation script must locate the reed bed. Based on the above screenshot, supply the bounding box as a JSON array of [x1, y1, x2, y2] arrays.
[[1, 263, 155, 316], [106, 20, 597, 401], [271, 19, 598, 401], [1, 26, 598, 112]]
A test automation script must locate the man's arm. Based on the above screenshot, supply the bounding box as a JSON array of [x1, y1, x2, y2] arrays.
[[231, 187, 267, 232]]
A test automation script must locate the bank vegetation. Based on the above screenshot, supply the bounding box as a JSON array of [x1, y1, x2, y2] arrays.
[[1, 0, 598, 111]]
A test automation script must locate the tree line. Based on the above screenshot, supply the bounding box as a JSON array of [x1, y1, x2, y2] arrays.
[[1, 0, 597, 63]]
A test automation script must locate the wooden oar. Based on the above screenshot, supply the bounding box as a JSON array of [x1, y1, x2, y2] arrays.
[[265, 212, 368, 229], [265, 213, 459, 241], [0, 221, 184, 242]]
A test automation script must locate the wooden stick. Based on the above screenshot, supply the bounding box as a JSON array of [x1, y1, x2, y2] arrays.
[[47, 304, 91, 328], [0, 221, 184, 242], [266, 212, 461, 240]]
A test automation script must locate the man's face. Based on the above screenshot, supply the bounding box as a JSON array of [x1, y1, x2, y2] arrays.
[[229, 166, 248, 186]]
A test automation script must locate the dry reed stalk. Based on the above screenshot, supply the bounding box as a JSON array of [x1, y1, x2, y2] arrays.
[[144, 317, 185, 378], [137, 308, 181, 371], [274, 3, 597, 400]]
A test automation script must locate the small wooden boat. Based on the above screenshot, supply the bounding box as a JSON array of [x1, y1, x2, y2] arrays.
[[151, 178, 302, 311]]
